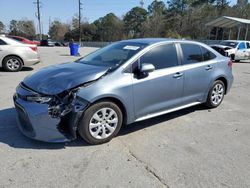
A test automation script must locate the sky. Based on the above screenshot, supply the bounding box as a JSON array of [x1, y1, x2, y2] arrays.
[[0, 0, 238, 34]]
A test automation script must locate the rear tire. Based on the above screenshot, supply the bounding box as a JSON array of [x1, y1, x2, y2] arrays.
[[78, 101, 123, 145], [3, 56, 23, 72], [205, 80, 225, 108]]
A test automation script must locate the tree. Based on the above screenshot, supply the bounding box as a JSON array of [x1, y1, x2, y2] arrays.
[[123, 7, 148, 38], [0, 21, 5, 33], [141, 1, 167, 37], [49, 20, 70, 41], [9, 19, 36, 39], [148, 0, 166, 15], [215, 0, 229, 16], [94, 13, 123, 41]]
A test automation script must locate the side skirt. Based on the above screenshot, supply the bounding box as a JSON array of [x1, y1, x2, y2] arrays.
[[135, 102, 201, 122]]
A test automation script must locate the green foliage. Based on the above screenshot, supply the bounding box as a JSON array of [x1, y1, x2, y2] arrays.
[[0, 21, 5, 33], [9, 19, 36, 39], [123, 7, 148, 38], [48, 20, 70, 41], [9, 0, 250, 41], [94, 13, 123, 41]]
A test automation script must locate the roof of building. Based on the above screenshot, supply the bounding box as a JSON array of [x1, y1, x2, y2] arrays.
[[206, 16, 250, 28]]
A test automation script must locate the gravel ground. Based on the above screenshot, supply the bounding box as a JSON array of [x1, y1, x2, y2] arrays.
[[0, 47, 249, 188]]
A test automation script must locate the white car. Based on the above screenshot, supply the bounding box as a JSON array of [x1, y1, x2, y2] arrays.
[[0, 35, 39, 72], [212, 40, 250, 62]]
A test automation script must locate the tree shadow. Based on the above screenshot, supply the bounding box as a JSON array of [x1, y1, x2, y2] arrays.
[[0, 105, 208, 149]]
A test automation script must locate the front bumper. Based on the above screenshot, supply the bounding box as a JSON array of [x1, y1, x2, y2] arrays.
[[13, 84, 88, 143]]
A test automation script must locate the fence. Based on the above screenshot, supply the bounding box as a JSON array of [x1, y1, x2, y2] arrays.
[[80, 40, 222, 48]]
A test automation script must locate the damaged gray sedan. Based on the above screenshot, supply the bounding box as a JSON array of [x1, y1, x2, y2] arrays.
[[13, 38, 233, 144]]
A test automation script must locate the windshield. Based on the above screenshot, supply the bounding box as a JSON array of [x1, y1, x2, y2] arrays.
[[220, 41, 238, 48], [76, 42, 147, 68]]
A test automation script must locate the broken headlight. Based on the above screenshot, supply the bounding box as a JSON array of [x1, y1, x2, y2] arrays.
[[26, 96, 52, 103]]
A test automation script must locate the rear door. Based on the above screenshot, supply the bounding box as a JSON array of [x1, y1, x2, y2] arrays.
[[179, 43, 217, 104], [132, 43, 184, 119]]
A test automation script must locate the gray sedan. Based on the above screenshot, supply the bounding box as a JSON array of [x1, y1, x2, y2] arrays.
[[14, 38, 234, 144], [0, 36, 39, 71]]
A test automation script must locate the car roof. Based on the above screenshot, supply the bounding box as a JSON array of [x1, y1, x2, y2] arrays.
[[119, 38, 205, 46]]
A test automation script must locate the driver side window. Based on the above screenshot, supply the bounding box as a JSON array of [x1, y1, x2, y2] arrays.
[[139, 43, 179, 70]]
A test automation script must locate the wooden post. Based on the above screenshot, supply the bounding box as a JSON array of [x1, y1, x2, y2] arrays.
[[215, 27, 219, 40], [245, 25, 249, 40], [228, 28, 231, 40], [237, 26, 241, 40]]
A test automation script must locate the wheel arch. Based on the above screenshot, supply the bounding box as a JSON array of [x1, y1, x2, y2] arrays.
[[90, 97, 128, 125], [2, 54, 24, 66], [215, 76, 228, 94]]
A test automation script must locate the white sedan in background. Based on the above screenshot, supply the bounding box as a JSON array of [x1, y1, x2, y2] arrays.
[[211, 40, 250, 62], [0, 35, 39, 72]]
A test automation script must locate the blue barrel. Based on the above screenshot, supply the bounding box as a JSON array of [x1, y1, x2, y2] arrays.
[[69, 43, 80, 56]]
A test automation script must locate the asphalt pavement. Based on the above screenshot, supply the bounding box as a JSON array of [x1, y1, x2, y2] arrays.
[[0, 47, 249, 188]]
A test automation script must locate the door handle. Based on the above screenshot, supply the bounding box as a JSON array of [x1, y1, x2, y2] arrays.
[[205, 65, 213, 71], [173, 72, 183, 78]]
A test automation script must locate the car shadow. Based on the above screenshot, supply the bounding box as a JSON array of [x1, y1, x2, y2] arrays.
[[0, 105, 208, 149], [0, 67, 33, 72], [118, 105, 207, 136]]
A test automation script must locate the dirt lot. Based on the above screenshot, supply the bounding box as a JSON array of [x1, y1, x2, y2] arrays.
[[0, 47, 250, 188]]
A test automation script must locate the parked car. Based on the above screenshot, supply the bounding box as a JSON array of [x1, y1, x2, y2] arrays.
[[0, 36, 39, 71], [7, 35, 40, 45], [14, 38, 233, 144], [211, 40, 250, 62], [210, 45, 228, 57], [40, 39, 55, 47]]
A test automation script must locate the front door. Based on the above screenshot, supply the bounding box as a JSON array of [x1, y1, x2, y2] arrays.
[[132, 43, 184, 119]]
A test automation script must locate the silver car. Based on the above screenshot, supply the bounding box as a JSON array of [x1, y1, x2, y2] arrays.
[[0, 36, 39, 71], [13, 38, 234, 144]]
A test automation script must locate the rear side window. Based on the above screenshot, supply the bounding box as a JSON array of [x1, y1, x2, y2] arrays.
[[13, 37, 22, 41], [0, 39, 7, 45], [246, 42, 250, 49], [201, 46, 216, 61], [181, 44, 203, 65], [140, 44, 178, 70]]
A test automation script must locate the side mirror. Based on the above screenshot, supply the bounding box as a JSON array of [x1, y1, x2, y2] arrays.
[[140, 63, 155, 73]]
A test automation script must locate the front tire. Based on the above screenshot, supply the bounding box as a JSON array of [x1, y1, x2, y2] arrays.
[[78, 101, 123, 145], [3, 56, 23, 72], [205, 80, 225, 108]]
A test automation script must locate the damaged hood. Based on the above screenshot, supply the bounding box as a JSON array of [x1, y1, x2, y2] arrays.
[[23, 62, 109, 95]]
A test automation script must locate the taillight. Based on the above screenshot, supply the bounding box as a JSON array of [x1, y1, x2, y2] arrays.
[[228, 60, 233, 68], [29, 46, 37, 52]]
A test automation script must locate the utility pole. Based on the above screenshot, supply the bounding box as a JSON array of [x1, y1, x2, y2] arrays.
[[79, 0, 83, 45], [140, 0, 144, 8], [34, 0, 42, 40]]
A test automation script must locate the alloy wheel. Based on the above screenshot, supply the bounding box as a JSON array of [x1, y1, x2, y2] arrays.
[[89, 107, 118, 139], [6, 58, 21, 71], [211, 83, 224, 105]]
